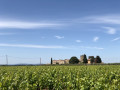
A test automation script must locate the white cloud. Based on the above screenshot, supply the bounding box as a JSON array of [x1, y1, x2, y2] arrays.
[[93, 37, 99, 42], [0, 32, 15, 35], [0, 43, 104, 50], [0, 20, 60, 29], [55, 36, 64, 39], [79, 46, 104, 50], [78, 15, 120, 24], [76, 40, 82, 43], [103, 27, 116, 34], [112, 37, 120, 41], [94, 47, 104, 50], [0, 43, 65, 49]]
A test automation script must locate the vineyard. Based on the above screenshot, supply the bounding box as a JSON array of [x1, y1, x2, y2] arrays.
[[0, 65, 120, 89]]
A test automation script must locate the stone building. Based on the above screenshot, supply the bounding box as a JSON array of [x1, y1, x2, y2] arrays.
[[64, 59, 69, 64], [80, 54, 88, 63], [87, 59, 91, 64], [80, 55, 101, 64], [52, 55, 102, 64], [52, 59, 69, 64], [80, 55, 84, 63]]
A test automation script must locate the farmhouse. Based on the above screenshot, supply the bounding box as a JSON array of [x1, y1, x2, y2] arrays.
[[52, 59, 69, 64], [52, 54, 102, 64], [80, 55, 102, 64]]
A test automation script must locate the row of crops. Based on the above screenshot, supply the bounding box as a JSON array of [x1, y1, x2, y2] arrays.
[[0, 65, 120, 89]]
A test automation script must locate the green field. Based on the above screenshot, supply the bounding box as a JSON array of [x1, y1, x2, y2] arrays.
[[0, 65, 120, 90]]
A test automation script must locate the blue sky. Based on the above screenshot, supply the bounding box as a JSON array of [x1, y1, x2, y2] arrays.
[[0, 0, 120, 64]]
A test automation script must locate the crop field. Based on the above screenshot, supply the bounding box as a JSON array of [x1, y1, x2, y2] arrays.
[[0, 65, 120, 90]]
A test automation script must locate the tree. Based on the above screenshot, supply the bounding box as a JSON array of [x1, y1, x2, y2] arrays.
[[89, 56, 94, 63], [69, 56, 79, 64], [51, 57, 53, 64], [95, 56, 102, 63], [83, 54, 88, 63]]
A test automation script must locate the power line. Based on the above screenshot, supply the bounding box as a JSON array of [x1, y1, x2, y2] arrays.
[[0, 55, 46, 65]]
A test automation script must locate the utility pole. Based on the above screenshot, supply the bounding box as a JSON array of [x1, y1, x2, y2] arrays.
[[6, 55, 8, 65], [40, 57, 41, 65]]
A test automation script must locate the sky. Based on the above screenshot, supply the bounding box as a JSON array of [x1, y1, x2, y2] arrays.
[[0, 0, 120, 64]]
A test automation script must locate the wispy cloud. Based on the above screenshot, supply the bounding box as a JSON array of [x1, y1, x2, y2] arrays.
[[112, 37, 120, 41], [93, 37, 99, 42], [79, 46, 104, 50], [0, 20, 60, 29], [103, 27, 116, 34], [0, 43, 104, 50], [76, 40, 82, 43], [55, 36, 64, 39], [78, 15, 120, 24], [0, 43, 65, 49], [0, 32, 15, 35], [67, 45, 104, 50]]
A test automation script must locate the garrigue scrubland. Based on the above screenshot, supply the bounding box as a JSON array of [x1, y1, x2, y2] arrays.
[[0, 65, 120, 89]]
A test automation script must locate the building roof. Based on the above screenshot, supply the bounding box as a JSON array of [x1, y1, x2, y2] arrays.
[[53, 59, 69, 61]]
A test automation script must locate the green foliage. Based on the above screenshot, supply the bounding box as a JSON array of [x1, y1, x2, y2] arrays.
[[96, 56, 102, 63], [83, 54, 88, 63], [89, 56, 94, 63], [0, 65, 120, 89], [69, 56, 79, 64]]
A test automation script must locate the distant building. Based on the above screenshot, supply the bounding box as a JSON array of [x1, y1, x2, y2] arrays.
[[64, 59, 69, 64], [87, 59, 91, 64], [52, 59, 69, 64], [80, 55, 102, 64], [52, 55, 102, 64], [80, 55, 84, 63]]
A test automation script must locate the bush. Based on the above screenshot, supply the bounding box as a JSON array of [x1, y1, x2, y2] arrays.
[[69, 56, 79, 64], [95, 56, 102, 63]]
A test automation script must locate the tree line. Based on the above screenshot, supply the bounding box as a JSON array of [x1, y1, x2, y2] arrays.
[[69, 55, 102, 64], [51, 54, 102, 64]]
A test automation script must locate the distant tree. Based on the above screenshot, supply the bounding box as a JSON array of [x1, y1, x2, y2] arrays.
[[95, 56, 102, 63], [51, 57, 53, 64], [89, 56, 94, 63], [69, 56, 79, 64], [83, 54, 88, 63]]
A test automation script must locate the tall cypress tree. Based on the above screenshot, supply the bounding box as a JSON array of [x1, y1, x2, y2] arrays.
[[83, 54, 88, 63], [51, 57, 53, 64]]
